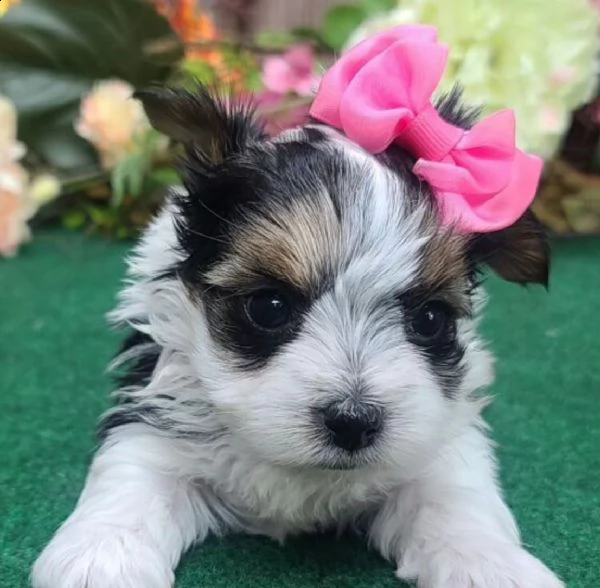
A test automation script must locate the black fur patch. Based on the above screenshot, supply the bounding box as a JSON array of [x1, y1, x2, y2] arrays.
[[398, 289, 466, 398], [203, 282, 311, 370], [302, 126, 327, 143], [170, 139, 360, 368], [113, 331, 161, 389], [98, 331, 162, 439], [173, 139, 352, 288]]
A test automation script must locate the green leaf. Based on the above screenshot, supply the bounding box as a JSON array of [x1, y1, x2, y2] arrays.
[[179, 59, 217, 86], [109, 128, 165, 205], [290, 27, 325, 45], [110, 151, 147, 206], [289, 27, 331, 52], [255, 31, 296, 49], [116, 226, 132, 239], [150, 166, 181, 187], [322, 4, 367, 52], [86, 204, 115, 228], [360, 0, 396, 16], [62, 210, 86, 230], [0, 0, 183, 171]]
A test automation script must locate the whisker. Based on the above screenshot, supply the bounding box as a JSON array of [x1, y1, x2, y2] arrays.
[[183, 227, 229, 245]]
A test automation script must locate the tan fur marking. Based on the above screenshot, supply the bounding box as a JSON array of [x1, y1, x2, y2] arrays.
[[205, 189, 340, 292], [418, 212, 472, 312]]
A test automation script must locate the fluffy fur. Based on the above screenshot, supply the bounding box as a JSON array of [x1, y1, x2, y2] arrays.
[[32, 86, 560, 588]]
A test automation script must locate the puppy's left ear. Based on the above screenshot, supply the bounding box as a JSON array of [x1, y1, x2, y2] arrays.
[[469, 209, 550, 286], [134, 85, 264, 165]]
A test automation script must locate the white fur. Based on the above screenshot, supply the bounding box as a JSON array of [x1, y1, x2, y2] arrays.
[[32, 141, 563, 588]]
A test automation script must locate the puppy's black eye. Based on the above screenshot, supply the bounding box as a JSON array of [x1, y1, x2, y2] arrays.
[[409, 301, 454, 343], [245, 290, 292, 331]]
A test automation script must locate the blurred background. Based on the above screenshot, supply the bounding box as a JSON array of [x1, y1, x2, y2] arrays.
[[1, 0, 600, 250]]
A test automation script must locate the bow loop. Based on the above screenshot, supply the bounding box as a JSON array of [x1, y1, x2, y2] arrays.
[[414, 110, 519, 197], [309, 25, 543, 233], [311, 25, 448, 153]]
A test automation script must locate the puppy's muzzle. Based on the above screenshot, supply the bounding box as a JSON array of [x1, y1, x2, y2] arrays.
[[319, 401, 383, 451]]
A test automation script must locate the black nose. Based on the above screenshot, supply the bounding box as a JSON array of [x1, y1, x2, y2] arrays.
[[321, 403, 383, 451]]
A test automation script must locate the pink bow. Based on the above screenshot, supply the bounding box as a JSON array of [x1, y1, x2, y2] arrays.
[[309, 25, 543, 233]]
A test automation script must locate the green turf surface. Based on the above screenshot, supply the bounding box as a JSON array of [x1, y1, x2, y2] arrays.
[[1, 230, 598, 587]]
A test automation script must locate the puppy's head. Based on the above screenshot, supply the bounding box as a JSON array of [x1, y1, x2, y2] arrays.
[[137, 86, 548, 473]]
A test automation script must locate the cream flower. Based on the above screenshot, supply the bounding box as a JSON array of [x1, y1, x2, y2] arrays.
[[75, 80, 150, 169], [0, 161, 35, 257], [0, 95, 61, 257], [0, 95, 26, 165], [346, 0, 600, 159]]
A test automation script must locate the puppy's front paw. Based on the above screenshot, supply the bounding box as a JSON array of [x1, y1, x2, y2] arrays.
[[31, 521, 174, 588], [397, 537, 564, 588]]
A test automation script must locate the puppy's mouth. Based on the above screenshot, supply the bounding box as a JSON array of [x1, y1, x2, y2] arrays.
[[312, 447, 380, 471]]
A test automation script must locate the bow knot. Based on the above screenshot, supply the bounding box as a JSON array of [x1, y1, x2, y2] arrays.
[[309, 25, 542, 233], [399, 104, 463, 162]]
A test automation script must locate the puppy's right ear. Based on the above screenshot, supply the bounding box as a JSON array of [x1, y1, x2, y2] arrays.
[[134, 85, 265, 165]]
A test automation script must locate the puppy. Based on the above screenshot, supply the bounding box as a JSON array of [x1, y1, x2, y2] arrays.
[[32, 85, 562, 588]]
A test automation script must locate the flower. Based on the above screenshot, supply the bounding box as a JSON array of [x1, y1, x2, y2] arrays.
[[345, 0, 600, 160], [0, 0, 20, 17], [262, 44, 320, 97], [29, 173, 61, 205], [254, 44, 319, 136], [153, 0, 220, 60], [0, 95, 60, 257], [0, 95, 26, 165], [0, 162, 35, 257], [0, 94, 33, 257], [75, 80, 150, 169]]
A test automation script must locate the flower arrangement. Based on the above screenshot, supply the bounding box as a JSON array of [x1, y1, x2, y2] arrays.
[[1, 0, 600, 256]]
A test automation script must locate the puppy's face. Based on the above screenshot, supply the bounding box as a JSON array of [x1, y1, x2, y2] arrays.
[[138, 88, 548, 473]]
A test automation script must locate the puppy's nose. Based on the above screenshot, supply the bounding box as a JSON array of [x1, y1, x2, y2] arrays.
[[321, 403, 383, 451]]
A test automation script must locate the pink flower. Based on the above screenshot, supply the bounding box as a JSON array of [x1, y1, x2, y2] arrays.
[[262, 44, 320, 97], [76, 80, 149, 169], [550, 66, 576, 87], [539, 104, 566, 132]]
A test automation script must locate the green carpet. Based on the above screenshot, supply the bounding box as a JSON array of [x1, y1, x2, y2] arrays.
[[1, 230, 598, 588]]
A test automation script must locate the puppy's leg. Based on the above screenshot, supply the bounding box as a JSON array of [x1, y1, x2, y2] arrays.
[[32, 426, 221, 588], [369, 426, 564, 588]]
